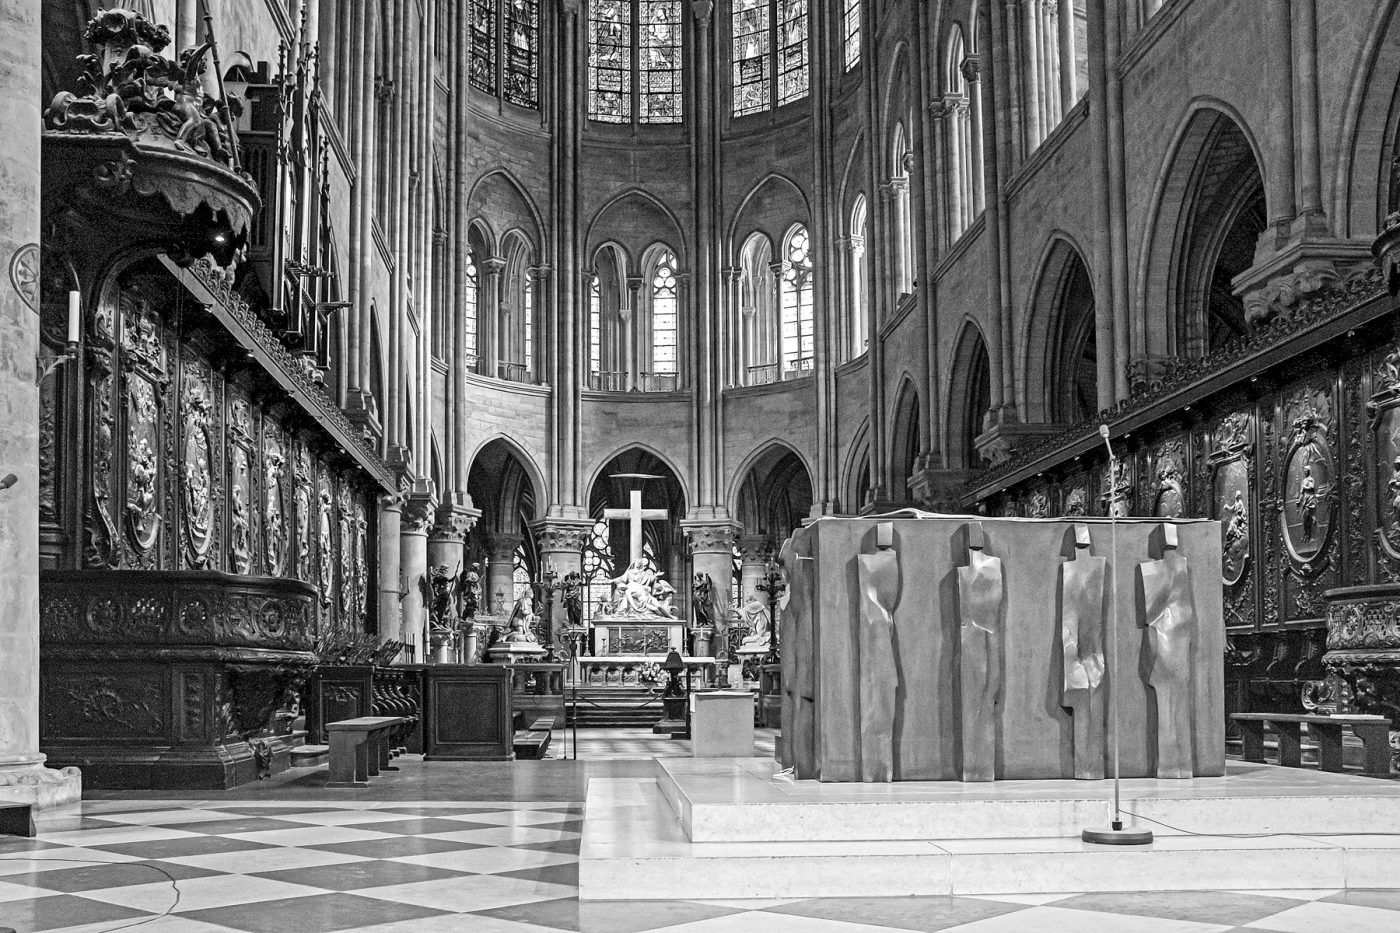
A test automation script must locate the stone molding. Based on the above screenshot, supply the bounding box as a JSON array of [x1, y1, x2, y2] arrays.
[[682, 522, 741, 554]]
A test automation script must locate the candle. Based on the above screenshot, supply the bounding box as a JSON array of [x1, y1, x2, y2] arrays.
[[67, 290, 81, 345]]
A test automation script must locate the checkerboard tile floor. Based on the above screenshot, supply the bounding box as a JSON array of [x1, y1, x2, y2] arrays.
[[5, 799, 1398, 933]]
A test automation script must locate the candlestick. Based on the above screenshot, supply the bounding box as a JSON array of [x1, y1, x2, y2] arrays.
[[67, 290, 81, 345]]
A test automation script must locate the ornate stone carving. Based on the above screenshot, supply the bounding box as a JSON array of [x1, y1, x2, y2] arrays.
[[180, 362, 214, 566], [1101, 458, 1132, 518], [1027, 490, 1049, 518], [8, 242, 39, 312], [1279, 387, 1335, 574], [534, 523, 591, 553], [264, 435, 287, 576], [684, 523, 740, 553], [1063, 485, 1087, 517], [1149, 440, 1187, 518], [401, 493, 436, 535]]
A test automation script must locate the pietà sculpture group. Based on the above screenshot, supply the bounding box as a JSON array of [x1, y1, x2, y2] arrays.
[[777, 513, 1222, 783]]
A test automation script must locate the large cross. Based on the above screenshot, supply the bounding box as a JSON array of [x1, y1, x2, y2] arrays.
[[603, 485, 667, 565]]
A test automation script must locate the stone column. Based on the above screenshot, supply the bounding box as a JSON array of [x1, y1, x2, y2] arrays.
[[624, 275, 643, 391], [1056, 0, 1077, 111], [531, 520, 592, 652], [737, 535, 772, 605], [963, 59, 985, 216], [1266, 0, 1297, 237], [479, 257, 505, 379], [1292, 0, 1324, 232], [427, 502, 480, 659], [685, 523, 741, 664], [1020, 0, 1043, 148], [399, 492, 434, 661], [484, 532, 523, 615], [377, 493, 403, 650], [176, 0, 198, 50], [0, 0, 80, 808]]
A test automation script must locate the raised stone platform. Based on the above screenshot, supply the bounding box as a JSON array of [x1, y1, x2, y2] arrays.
[[578, 757, 1400, 899]]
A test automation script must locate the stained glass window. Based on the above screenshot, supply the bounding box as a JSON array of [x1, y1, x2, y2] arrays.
[[503, 0, 539, 107], [843, 0, 860, 71], [639, 0, 683, 122], [465, 252, 479, 368], [780, 225, 813, 377], [732, 0, 769, 115], [469, 0, 497, 94], [732, 0, 807, 115], [589, 275, 601, 375], [582, 517, 613, 623], [589, 0, 632, 123], [512, 542, 532, 603], [651, 250, 678, 374], [776, 0, 808, 107]]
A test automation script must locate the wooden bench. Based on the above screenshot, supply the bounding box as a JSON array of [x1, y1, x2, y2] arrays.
[[512, 714, 556, 760], [1231, 713, 1393, 775], [327, 716, 406, 787]]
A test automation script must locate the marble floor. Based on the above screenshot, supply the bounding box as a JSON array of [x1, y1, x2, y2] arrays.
[[0, 730, 1396, 932]]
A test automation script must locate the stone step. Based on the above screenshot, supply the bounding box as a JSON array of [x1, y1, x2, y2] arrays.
[[289, 745, 329, 768], [578, 774, 1400, 900]]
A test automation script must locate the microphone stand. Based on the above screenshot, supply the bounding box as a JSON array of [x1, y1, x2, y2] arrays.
[[1082, 425, 1154, 846]]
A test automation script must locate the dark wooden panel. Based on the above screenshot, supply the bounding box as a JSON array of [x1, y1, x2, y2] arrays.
[[422, 665, 512, 760]]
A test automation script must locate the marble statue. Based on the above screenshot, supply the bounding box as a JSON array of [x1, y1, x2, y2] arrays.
[[856, 522, 899, 782], [957, 521, 1004, 782], [1060, 523, 1106, 780], [606, 558, 677, 619], [1138, 523, 1197, 779], [737, 592, 771, 651]]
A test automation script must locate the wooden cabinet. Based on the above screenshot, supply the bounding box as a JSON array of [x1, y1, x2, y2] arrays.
[[422, 665, 513, 760]]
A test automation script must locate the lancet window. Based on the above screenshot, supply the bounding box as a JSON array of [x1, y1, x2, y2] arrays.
[[589, 0, 684, 124], [1019, 0, 1087, 150], [780, 224, 814, 377], [732, 0, 808, 116], [464, 250, 480, 369], [944, 24, 984, 240], [843, 0, 860, 71], [847, 196, 868, 358], [649, 249, 679, 377], [469, 0, 540, 109]]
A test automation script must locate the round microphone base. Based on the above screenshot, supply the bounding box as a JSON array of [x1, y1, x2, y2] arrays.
[[1081, 826, 1154, 846]]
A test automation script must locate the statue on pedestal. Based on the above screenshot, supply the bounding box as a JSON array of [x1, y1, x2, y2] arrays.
[[857, 522, 900, 782], [461, 561, 482, 620], [1139, 523, 1197, 779], [957, 521, 1003, 782], [1059, 523, 1106, 780], [605, 558, 677, 619], [562, 571, 584, 630], [426, 563, 461, 663]]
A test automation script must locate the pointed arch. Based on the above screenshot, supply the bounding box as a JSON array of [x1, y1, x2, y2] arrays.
[[1333, 0, 1400, 236], [841, 418, 873, 514], [945, 319, 992, 471], [588, 242, 629, 388], [888, 376, 922, 502], [465, 169, 545, 250], [726, 172, 812, 258], [1136, 101, 1268, 360], [464, 433, 550, 523], [1021, 233, 1098, 423], [585, 187, 689, 267]]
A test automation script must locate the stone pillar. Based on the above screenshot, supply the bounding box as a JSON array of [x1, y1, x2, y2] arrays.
[[377, 493, 403, 650], [531, 520, 591, 652], [624, 275, 644, 391], [484, 532, 523, 615], [1056, 0, 1076, 112], [399, 492, 434, 661], [427, 503, 480, 638], [737, 535, 772, 605], [0, 0, 81, 808], [175, 0, 198, 50], [1020, 0, 1043, 148], [685, 523, 741, 664], [479, 257, 505, 379]]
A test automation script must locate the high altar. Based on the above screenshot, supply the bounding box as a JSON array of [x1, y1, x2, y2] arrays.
[[777, 514, 1224, 782]]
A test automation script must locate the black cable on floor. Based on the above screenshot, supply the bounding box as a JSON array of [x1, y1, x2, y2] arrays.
[[1121, 810, 1400, 840], [0, 855, 180, 930]]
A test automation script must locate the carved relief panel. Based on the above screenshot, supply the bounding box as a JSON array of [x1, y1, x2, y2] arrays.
[[227, 395, 255, 574], [1370, 345, 1400, 581], [1209, 412, 1255, 629], [264, 422, 287, 576], [180, 360, 215, 567], [121, 295, 166, 559], [1147, 439, 1188, 518], [86, 290, 119, 567], [1275, 383, 1339, 622]]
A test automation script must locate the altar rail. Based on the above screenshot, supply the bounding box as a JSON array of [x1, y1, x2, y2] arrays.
[[578, 656, 715, 688]]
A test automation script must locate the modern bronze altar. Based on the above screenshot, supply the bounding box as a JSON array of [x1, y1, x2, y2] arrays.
[[777, 513, 1224, 782]]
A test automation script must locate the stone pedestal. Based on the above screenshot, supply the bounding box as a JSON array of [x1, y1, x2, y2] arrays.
[[690, 691, 755, 758], [0, 0, 80, 809]]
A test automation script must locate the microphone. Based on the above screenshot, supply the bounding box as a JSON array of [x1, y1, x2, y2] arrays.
[[1098, 424, 1115, 461], [0, 473, 16, 491]]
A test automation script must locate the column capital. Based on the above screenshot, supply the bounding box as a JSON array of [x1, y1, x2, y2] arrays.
[[430, 503, 481, 543], [401, 490, 438, 535], [484, 531, 525, 562], [691, 0, 713, 24], [529, 518, 593, 553], [561, 0, 582, 18], [737, 534, 774, 563], [481, 256, 507, 277], [681, 521, 741, 554]]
